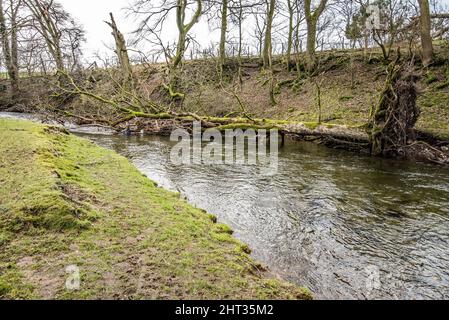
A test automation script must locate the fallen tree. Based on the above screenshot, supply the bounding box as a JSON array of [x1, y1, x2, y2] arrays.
[[51, 70, 370, 148], [368, 51, 449, 164], [50, 63, 448, 164]]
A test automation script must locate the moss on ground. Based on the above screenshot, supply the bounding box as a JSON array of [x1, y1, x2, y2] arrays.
[[0, 119, 311, 300]]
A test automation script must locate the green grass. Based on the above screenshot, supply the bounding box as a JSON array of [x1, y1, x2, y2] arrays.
[[0, 119, 312, 300]]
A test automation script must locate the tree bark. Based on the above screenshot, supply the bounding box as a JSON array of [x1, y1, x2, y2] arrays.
[[0, 0, 20, 97], [419, 0, 433, 66], [262, 0, 275, 69], [304, 0, 327, 70], [219, 0, 228, 70], [106, 13, 133, 89]]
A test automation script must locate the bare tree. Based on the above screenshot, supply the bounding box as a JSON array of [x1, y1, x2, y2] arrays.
[[64, 19, 85, 72], [263, 0, 275, 69], [254, 10, 267, 57], [106, 13, 133, 88], [304, 0, 328, 69], [25, 0, 64, 71], [173, 0, 203, 68]]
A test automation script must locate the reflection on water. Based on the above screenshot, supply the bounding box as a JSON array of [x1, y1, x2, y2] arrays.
[[2, 113, 449, 299], [79, 133, 449, 300]]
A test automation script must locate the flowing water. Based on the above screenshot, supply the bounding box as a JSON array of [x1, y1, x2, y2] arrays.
[[2, 112, 449, 300]]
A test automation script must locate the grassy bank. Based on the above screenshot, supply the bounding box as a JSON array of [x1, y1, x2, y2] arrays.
[[0, 119, 311, 300]]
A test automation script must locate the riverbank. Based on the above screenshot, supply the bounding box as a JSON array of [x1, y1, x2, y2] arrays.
[[0, 118, 311, 299], [3, 47, 448, 138], [1, 47, 449, 165]]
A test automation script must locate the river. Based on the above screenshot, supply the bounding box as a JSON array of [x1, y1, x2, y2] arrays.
[[2, 112, 449, 300]]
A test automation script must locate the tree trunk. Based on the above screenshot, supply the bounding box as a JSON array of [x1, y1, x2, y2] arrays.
[[54, 44, 64, 72], [262, 0, 275, 69], [364, 30, 369, 58], [304, 0, 327, 70], [106, 13, 133, 88], [237, 0, 243, 85], [419, 0, 433, 66], [173, 0, 202, 69], [219, 0, 228, 70], [9, 0, 19, 95], [287, 0, 294, 71], [0, 0, 19, 98], [305, 16, 317, 68]]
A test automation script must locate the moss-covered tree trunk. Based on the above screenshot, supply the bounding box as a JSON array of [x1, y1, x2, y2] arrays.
[[305, 17, 317, 68], [165, 0, 202, 100]]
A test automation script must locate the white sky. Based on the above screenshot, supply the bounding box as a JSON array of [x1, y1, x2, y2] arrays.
[[58, 0, 141, 59], [59, 0, 220, 61], [59, 0, 449, 62]]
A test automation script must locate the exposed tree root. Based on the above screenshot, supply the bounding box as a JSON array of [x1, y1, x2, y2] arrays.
[[367, 51, 449, 164], [368, 52, 421, 157]]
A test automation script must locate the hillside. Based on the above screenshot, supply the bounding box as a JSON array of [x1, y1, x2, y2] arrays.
[[2, 46, 448, 140]]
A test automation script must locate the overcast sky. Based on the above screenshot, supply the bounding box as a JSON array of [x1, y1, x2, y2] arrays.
[[58, 0, 220, 61], [59, 0, 449, 61], [58, 0, 141, 59]]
